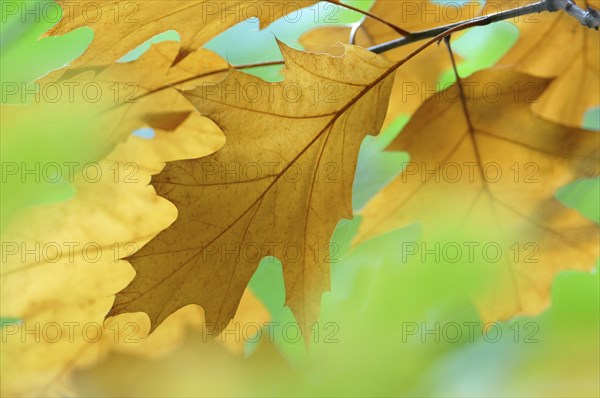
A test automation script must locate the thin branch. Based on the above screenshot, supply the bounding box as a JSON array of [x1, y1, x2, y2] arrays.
[[366, 0, 600, 55], [553, 0, 600, 28]]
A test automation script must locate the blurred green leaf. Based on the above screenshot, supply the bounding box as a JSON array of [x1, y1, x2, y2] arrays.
[[1, 0, 92, 86]]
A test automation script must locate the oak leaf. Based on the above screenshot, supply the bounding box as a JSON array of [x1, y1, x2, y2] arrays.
[[108, 42, 396, 338], [1, 41, 230, 225], [0, 122, 266, 396], [355, 69, 599, 322], [46, 0, 317, 65], [484, 0, 600, 127], [39, 40, 231, 146]]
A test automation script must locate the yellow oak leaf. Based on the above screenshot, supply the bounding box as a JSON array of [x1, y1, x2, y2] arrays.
[[1, 120, 267, 396], [355, 69, 599, 322], [483, 0, 600, 127], [107, 42, 396, 339], [36, 40, 231, 150], [1, 41, 230, 224], [45, 0, 317, 65]]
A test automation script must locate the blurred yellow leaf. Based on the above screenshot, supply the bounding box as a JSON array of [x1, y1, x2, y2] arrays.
[[484, 0, 600, 126], [355, 69, 599, 322], [1, 112, 266, 396], [72, 330, 293, 397], [1, 41, 229, 224]]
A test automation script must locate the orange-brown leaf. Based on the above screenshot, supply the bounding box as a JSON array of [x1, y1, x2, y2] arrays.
[[107, 42, 396, 339]]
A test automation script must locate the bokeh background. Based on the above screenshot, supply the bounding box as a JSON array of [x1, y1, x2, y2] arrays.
[[1, 0, 598, 396]]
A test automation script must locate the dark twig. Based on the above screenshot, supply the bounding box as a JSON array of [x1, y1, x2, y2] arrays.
[[366, 0, 600, 54]]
